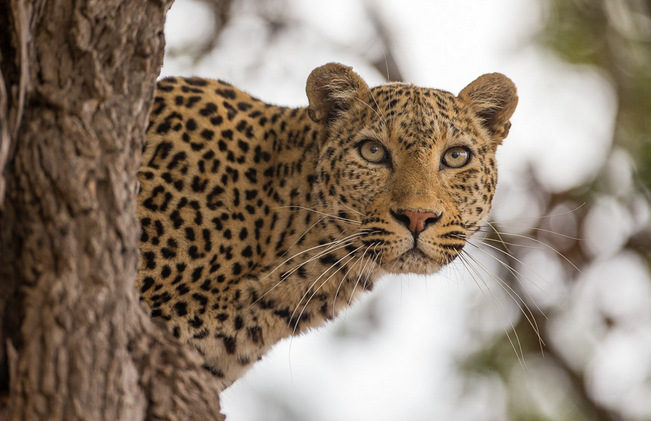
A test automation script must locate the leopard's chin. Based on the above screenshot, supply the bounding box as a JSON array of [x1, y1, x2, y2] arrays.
[[382, 249, 442, 275]]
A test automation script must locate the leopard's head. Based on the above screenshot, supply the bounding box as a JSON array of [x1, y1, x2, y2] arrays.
[[307, 63, 517, 275]]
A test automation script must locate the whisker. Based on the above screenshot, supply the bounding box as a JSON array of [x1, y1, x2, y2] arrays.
[[483, 220, 582, 241], [331, 251, 366, 318], [283, 231, 380, 276], [346, 243, 376, 305], [466, 238, 548, 296], [480, 236, 558, 251], [336, 199, 364, 216], [484, 221, 511, 255], [348, 243, 380, 304], [487, 202, 586, 225], [253, 232, 371, 305], [360, 79, 389, 131], [262, 239, 357, 297], [465, 240, 548, 319], [274, 229, 380, 285], [461, 248, 545, 352], [291, 247, 364, 335], [456, 254, 487, 295], [458, 253, 527, 367], [265, 230, 369, 280], [479, 227, 580, 272], [286, 245, 367, 368], [279, 215, 329, 257], [291, 246, 362, 322], [354, 96, 385, 125], [275, 205, 360, 224]]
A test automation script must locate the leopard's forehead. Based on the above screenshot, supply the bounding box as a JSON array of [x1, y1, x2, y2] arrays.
[[361, 84, 476, 150]]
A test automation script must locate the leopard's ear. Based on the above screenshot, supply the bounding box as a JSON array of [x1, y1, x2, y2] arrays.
[[459, 73, 518, 142], [306, 63, 369, 124]]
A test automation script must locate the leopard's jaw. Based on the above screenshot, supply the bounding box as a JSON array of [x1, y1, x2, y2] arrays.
[[382, 249, 443, 275], [137, 64, 517, 392]]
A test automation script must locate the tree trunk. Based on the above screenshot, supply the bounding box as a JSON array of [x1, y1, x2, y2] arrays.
[[0, 1, 224, 420]]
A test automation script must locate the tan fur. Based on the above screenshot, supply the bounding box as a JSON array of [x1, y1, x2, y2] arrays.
[[137, 63, 517, 391], [458, 73, 518, 141]]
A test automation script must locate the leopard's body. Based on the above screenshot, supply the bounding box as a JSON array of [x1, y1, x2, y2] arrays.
[[137, 63, 517, 391]]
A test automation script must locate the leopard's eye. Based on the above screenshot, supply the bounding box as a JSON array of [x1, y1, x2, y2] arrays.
[[358, 139, 388, 164], [442, 146, 471, 168]]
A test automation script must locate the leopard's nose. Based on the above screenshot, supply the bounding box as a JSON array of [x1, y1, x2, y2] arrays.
[[391, 209, 442, 237]]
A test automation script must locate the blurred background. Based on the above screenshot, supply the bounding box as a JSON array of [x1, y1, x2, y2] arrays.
[[161, 1, 651, 420]]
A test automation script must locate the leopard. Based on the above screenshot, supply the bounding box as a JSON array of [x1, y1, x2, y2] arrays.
[[137, 63, 517, 396]]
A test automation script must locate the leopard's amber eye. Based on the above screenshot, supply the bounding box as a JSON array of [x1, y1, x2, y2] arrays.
[[359, 139, 388, 164], [442, 146, 471, 168]]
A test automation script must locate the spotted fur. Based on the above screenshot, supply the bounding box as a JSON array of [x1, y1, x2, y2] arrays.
[[137, 63, 517, 391]]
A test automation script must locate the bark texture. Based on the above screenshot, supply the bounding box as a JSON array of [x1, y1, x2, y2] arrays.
[[0, 0, 224, 419]]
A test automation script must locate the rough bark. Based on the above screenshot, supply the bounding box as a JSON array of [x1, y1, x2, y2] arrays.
[[0, 1, 224, 420]]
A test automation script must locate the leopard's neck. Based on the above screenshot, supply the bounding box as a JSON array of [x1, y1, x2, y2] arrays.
[[235, 103, 377, 341], [252, 105, 322, 264]]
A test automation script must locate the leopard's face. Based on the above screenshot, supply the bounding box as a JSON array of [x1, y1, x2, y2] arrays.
[[308, 65, 517, 276]]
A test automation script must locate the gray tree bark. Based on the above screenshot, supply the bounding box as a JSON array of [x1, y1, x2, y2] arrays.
[[0, 1, 224, 419]]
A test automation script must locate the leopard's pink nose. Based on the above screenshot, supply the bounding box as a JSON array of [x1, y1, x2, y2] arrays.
[[392, 209, 442, 236]]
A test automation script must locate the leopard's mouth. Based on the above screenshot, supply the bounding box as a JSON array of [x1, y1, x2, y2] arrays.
[[381, 247, 442, 275]]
